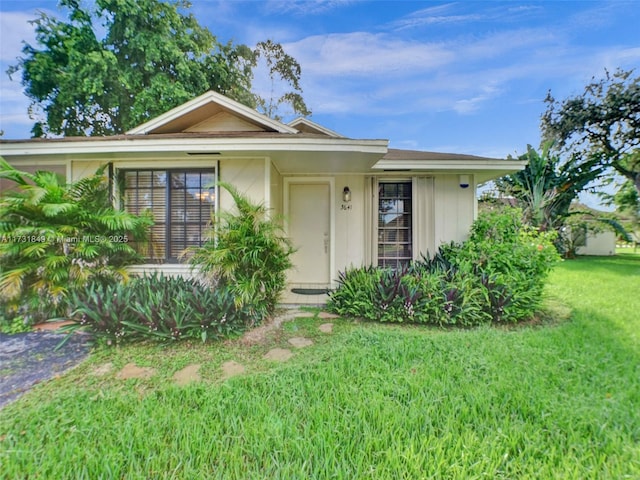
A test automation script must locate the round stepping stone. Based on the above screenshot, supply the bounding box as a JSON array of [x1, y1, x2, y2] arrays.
[[173, 364, 201, 386], [116, 363, 156, 380], [318, 311, 340, 319], [288, 337, 313, 348], [221, 360, 245, 379], [263, 348, 293, 362], [318, 323, 334, 334]]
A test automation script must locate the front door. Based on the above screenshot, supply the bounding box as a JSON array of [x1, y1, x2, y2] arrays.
[[288, 182, 331, 285]]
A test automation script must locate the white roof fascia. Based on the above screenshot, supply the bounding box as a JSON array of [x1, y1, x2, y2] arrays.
[[126, 91, 298, 135], [0, 137, 388, 157], [287, 117, 345, 138], [372, 159, 527, 171]]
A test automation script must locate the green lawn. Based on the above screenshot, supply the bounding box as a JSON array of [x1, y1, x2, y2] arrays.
[[1, 255, 638, 479]]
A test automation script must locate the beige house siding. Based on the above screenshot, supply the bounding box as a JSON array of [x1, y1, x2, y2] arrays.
[[433, 174, 475, 246], [70, 160, 103, 182], [269, 161, 282, 218], [0, 159, 485, 298], [334, 174, 367, 272], [218, 157, 266, 211], [414, 176, 436, 257], [327, 174, 467, 274], [185, 111, 265, 133], [330, 174, 469, 274]]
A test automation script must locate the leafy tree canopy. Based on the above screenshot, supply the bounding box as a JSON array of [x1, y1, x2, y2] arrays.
[[254, 40, 311, 120], [601, 177, 640, 233], [541, 68, 640, 195], [8, 0, 310, 137]]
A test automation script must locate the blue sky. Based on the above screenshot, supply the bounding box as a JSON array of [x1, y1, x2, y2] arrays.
[[1, 0, 639, 161]]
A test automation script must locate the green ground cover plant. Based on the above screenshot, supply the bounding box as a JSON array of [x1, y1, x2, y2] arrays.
[[328, 208, 560, 325], [59, 273, 256, 346], [0, 254, 638, 478]]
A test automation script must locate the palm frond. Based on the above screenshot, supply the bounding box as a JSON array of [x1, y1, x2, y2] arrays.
[[41, 202, 77, 217], [0, 267, 29, 300], [0, 157, 33, 186], [598, 217, 632, 242]]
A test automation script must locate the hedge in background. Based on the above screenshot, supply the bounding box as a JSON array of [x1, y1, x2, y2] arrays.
[[328, 208, 560, 325]]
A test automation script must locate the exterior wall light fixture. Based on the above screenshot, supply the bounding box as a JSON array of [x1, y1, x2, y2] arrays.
[[342, 186, 352, 202]]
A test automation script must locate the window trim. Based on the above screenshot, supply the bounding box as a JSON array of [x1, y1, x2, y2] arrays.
[[375, 178, 414, 269], [118, 167, 218, 263]]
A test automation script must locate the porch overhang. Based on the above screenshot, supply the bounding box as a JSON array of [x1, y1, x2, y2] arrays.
[[372, 149, 527, 183]]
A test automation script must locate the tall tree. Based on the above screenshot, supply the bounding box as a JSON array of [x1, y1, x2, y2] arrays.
[[8, 0, 309, 137], [254, 40, 310, 120], [541, 68, 640, 195]]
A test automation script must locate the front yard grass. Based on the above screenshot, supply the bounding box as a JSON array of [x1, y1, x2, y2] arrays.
[[0, 255, 638, 479]]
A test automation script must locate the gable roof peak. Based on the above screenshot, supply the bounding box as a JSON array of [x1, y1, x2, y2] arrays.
[[288, 117, 345, 138], [126, 90, 298, 135]]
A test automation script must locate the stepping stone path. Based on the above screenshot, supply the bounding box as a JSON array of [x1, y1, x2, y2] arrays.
[[240, 308, 303, 346], [263, 348, 293, 362], [116, 363, 156, 380], [173, 364, 201, 386], [318, 323, 334, 334], [221, 361, 246, 379], [97, 313, 337, 386], [288, 337, 314, 348]]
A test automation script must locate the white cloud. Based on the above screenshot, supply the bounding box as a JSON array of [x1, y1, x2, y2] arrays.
[[282, 21, 640, 123], [389, 2, 544, 31], [0, 66, 33, 138], [285, 32, 453, 77], [0, 8, 57, 138], [567, 2, 626, 30], [0, 11, 40, 62], [263, 0, 355, 16], [389, 3, 481, 30], [391, 11, 484, 30], [453, 84, 502, 114], [456, 28, 558, 61], [282, 30, 537, 115], [592, 47, 640, 73]]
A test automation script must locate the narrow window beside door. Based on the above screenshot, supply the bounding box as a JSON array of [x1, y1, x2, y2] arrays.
[[378, 181, 412, 268]]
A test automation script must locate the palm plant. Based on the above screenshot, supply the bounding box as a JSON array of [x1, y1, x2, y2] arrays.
[[0, 158, 152, 323], [494, 142, 614, 256], [187, 182, 295, 318], [496, 142, 606, 232]]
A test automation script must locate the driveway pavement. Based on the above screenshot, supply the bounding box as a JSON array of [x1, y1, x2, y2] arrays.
[[0, 331, 91, 409]]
